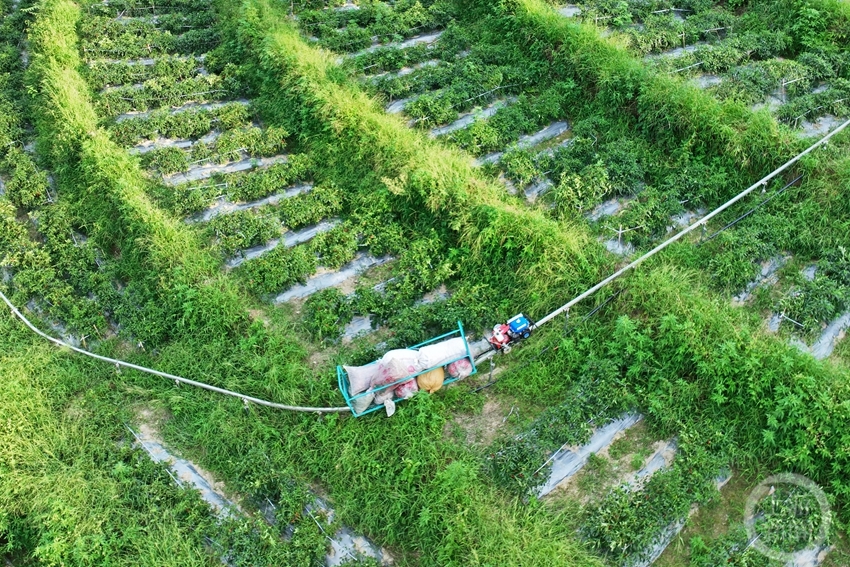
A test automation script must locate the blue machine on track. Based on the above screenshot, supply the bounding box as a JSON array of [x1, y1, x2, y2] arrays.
[[488, 313, 533, 352], [508, 314, 532, 339]]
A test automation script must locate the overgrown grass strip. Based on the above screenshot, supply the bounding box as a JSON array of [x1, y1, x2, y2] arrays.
[[469, 0, 800, 180]]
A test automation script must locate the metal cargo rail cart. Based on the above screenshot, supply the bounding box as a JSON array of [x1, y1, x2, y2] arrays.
[[337, 321, 477, 417]]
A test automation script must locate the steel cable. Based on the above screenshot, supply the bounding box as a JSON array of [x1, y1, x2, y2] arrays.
[[533, 117, 850, 329], [0, 289, 351, 413]]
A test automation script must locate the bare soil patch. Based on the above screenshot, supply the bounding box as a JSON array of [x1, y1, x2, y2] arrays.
[[444, 397, 510, 448]]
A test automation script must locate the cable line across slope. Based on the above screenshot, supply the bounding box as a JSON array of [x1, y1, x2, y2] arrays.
[[0, 289, 350, 413]]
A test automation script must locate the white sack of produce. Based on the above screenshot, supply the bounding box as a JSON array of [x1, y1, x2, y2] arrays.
[[395, 379, 419, 399], [446, 358, 473, 379], [351, 391, 375, 414], [344, 364, 379, 395], [373, 386, 395, 404], [373, 349, 422, 387], [417, 337, 467, 369]]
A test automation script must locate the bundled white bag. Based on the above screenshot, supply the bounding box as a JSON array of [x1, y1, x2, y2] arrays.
[[351, 391, 375, 414], [447, 358, 473, 379], [417, 337, 467, 369], [373, 385, 395, 404], [373, 349, 422, 387], [344, 364, 379, 395]]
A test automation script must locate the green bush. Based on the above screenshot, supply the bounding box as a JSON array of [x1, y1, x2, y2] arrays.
[[78, 14, 219, 59], [688, 525, 775, 566], [205, 209, 281, 255], [554, 161, 613, 217], [614, 186, 684, 247], [85, 55, 201, 91], [278, 182, 342, 229], [778, 270, 849, 337], [146, 155, 316, 218], [226, 155, 313, 202], [141, 126, 288, 174], [344, 20, 471, 75], [110, 102, 252, 146], [485, 355, 632, 495], [2, 148, 50, 208], [236, 243, 318, 295], [500, 147, 540, 186], [297, 0, 457, 53], [583, 432, 722, 563], [96, 74, 230, 117], [447, 85, 573, 155], [141, 145, 188, 174], [28, 0, 250, 345], [303, 287, 353, 341], [309, 224, 357, 269]]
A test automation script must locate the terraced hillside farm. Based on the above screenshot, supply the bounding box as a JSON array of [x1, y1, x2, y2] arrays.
[[2, 0, 850, 565]]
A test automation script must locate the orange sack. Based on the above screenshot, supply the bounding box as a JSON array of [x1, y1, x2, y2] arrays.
[[416, 366, 445, 394]]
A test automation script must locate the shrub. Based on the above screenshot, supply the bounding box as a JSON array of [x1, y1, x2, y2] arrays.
[[500, 148, 540, 186], [205, 209, 282, 255], [237, 244, 318, 295], [303, 287, 353, 341], [2, 148, 50, 208], [554, 161, 613, 217]]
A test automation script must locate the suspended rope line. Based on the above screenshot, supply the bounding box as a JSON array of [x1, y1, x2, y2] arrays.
[[699, 174, 803, 245], [575, 289, 623, 325], [0, 289, 351, 414], [533, 117, 850, 330]]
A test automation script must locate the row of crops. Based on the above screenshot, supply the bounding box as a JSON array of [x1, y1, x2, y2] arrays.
[[459, 2, 850, 564], [76, 0, 511, 346], [75, 0, 386, 347], [572, 0, 850, 127], [349, 0, 850, 347], [0, 0, 111, 339], [78, 0, 379, 321], [292, 0, 850, 352], [2, 0, 611, 564], [2, 0, 850, 564]]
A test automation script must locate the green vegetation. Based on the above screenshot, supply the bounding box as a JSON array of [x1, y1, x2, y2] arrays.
[[0, 311, 331, 565], [0, 317, 218, 565], [583, 439, 722, 564], [484, 359, 633, 495], [78, 13, 218, 58], [205, 208, 281, 255], [27, 0, 249, 345], [296, 0, 455, 53], [139, 126, 288, 174], [3, 0, 850, 564], [110, 102, 253, 146]]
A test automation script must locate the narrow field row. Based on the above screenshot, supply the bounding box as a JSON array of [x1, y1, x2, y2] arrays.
[[2, 2, 311, 564], [568, 0, 850, 129], [295, 0, 454, 54], [8, 0, 403, 564]]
